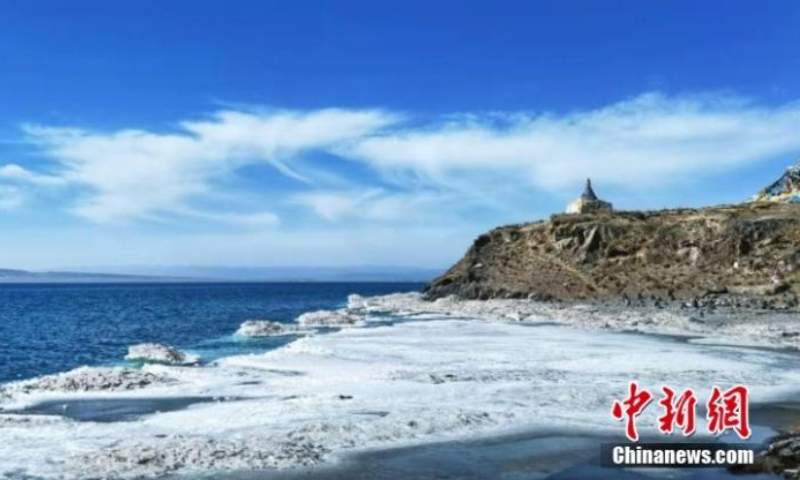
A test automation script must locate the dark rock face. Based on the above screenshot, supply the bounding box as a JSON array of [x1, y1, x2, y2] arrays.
[[424, 203, 800, 309], [734, 433, 800, 478]]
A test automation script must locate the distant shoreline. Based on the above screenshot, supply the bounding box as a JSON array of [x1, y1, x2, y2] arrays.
[[0, 278, 430, 285], [0, 266, 441, 284]]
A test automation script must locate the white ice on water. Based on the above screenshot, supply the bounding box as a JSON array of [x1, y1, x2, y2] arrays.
[[236, 320, 301, 337], [296, 309, 365, 327], [125, 343, 200, 365], [2, 294, 800, 479]]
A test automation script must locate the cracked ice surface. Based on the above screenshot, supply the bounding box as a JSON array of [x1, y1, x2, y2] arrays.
[[2, 306, 800, 478]]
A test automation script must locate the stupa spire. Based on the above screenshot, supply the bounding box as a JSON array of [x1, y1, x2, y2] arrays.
[[581, 178, 598, 200], [566, 178, 613, 214]]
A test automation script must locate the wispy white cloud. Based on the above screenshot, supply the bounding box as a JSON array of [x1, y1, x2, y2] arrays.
[[344, 93, 800, 192], [291, 189, 382, 221], [4, 93, 800, 228], [19, 108, 397, 223], [0, 164, 66, 186], [0, 185, 24, 210], [291, 188, 445, 222], [0, 164, 67, 212], [174, 207, 280, 228]]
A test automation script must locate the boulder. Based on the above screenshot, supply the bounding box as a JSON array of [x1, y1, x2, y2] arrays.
[[297, 310, 364, 328], [125, 343, 198, 365], [733, 433, 800, 477], [236, 320, 297, 337]]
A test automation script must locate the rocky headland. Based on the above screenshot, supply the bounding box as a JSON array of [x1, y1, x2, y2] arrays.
[[425, 202, 800, 312], [423, 198, 800, 478]]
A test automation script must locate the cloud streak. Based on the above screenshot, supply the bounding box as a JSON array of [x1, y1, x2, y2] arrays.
[[291, 188, 448, 223], [3, 92, 800, 226], [0, 164, 67, 186], [345, 93, 800, 193], [19, 108, 396, 223]]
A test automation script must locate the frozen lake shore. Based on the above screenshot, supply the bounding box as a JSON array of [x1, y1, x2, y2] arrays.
[[352, 293, 800, 350], [2, 293, 800, 479]]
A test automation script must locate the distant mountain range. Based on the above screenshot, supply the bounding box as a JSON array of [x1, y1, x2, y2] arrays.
[[0, 269, 186, 283], [0, 265, 442, 283]]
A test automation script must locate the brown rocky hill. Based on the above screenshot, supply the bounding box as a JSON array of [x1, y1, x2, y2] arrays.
[[424, 202, 800, 310]]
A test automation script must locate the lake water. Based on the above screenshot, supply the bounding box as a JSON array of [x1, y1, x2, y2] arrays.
[[0, 282, 423, 382]]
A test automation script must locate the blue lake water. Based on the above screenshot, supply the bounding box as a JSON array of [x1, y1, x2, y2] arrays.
[[0, 282, 423, 383]]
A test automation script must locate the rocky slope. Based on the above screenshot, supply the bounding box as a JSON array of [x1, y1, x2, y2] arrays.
[[424, 202, 800, 310]]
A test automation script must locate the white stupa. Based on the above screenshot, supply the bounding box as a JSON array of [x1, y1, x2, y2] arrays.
[[566, 178, 613, 214]]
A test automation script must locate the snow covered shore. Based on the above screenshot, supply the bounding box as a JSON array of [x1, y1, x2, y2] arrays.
[[2, 293, 800, 479], [351, 293, 800, 350]]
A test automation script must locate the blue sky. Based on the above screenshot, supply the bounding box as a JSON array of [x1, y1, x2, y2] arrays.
[[0, 1, 799, 270]]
